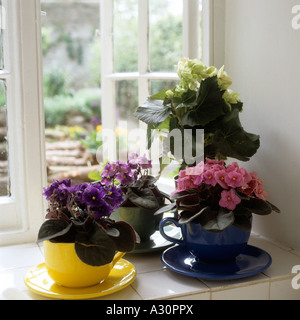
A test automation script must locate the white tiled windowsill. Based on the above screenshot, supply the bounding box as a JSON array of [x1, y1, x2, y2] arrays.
[[0, 234, 300, 300]]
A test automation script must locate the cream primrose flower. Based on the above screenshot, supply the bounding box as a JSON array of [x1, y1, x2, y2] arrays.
[[166, 90, 175, 99], [222, 89, 241, 109], [217, 65, 232, 91], [174, 58, 240, 108]]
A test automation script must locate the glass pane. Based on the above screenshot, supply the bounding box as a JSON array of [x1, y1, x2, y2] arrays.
[[199, 0, 203, 60], [114, 0, 138, 72], [41, 1, 102, 183], [149, 0, 183, 72], [0, 80, 9, 197], [0, 0, 4, 69], [150, 79, 179, 96], [115, 80, 139, 159]]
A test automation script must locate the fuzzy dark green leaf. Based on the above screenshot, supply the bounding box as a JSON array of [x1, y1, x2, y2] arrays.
[[200, 209, 235, 232], [154, 202, 176, 215], [110, 221, 136, 252], [127, 188, 159, 210], [242, 198, 272, 215], [75, 226, 116, 266], [179, 207, 210, 224], [181, 76, 227, 127], [266, 201, 280, 213], [213, 109, 260, 161], [233, 214, 252, 232], [37, 219, 72, 243], [134, 99, 171, 124]]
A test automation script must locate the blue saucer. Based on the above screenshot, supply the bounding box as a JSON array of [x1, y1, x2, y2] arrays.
[[161, 244, 272, 280]]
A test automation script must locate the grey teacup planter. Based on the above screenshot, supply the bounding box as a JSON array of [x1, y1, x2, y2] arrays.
[[111, 207, 163, 243]]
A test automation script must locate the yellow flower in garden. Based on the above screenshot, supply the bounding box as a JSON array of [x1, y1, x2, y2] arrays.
[[69, 127, 75, 137], [115, 127, 128, 137], [96, 125, 103, 132]]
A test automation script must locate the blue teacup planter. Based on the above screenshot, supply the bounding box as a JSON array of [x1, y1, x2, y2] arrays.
[[160, 217, 251, 263]]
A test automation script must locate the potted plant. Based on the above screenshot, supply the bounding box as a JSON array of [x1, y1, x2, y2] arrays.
[[159, 159, 280, 262], [89, 153, 173, 242], [37, 179, 136, 287], [134, 58, 260, 171]]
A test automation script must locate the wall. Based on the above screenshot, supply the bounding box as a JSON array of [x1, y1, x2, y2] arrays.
[[223, 0, 300, 249]]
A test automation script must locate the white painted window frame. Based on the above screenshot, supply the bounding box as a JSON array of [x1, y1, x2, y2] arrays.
[[100, 0, 204, 161], [0, 0, 46, 245]]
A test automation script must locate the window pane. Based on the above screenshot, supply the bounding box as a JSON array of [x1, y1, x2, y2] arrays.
[[150, 79, 179, 96], [114, 0, 138, 72], [0, 80, 9, 197], [0, 0, 4, 69], [41, 0, 102, 183], [149, 0, 183, 72], [115, 80, 139, 159]]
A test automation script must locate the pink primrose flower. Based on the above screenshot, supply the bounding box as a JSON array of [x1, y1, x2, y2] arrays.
[[205, 158, 225, 166], [219, 189, 241, 210], [254, 178, 268, 200], [224, 170, 244, 188], [238, 167, 252, 186], [238, 172, 257, 196], [185, 162, 204, 176], [214, 169, 229, 189], [226, 162, 239, 172], [203, 169, 217, 186], [177, 176, 199, 191]]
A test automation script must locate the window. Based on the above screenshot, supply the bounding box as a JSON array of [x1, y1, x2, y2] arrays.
[[0, 0, 213, 245], [100, 0, 203, 171], [0, 0, 46, 245]]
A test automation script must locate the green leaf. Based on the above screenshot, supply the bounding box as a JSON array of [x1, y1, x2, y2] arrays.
[[181, 76, 227, 127], [233, 214, 252, 232], [199, 209, 235, 232], [154, 202, 176, 215], [142, 175, 157, 187], [150, 89, 168, 100], [242, 198, 272, 215], [179, 206, 210, 224], [88, 170, 102, 181], [134, 98, 171, 124], [127, 188, 159, 210], [213, 109, 260, 161], [174, 89, 197, 109], [37, 219, 72, 243], [75, 225, 116, 266], [110, 221, 136, 252], [266, 201, 281, 213]]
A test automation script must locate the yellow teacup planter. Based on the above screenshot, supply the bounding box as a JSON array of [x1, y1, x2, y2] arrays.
[[44, 240, 126, 288]]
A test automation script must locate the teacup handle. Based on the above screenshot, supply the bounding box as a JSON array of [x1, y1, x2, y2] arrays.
[[159, 217, 183, 246], [112, 251, 126, 266]]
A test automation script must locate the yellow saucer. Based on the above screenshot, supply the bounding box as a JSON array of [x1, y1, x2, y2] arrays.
[[24, 259, 136, 300]]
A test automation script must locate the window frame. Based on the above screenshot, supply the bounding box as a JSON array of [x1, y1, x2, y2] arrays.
[[0, 0, 46, 245], [100, 0, 204, 161]]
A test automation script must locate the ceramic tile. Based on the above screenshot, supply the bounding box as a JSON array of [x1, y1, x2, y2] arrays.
[[131, 268, 209, 300], [211, 282, 269, 300], [0, 243, 43, 271], [270, 278, 300, 300], [95, 285, 142, 300], [125, 251, 164, 274], [168, 291, 211, 300], [249, 237, 300, 279], [0, 288, 32, 300], [0, 238, 299, 300], [201, 273, 268, 290], [0, 266, 30, 294]]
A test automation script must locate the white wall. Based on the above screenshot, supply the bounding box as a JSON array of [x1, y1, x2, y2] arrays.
[[223, 0, 300, 249]]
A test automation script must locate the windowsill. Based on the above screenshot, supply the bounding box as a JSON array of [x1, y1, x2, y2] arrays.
[[0, 234, 300, 300]]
